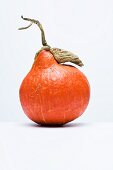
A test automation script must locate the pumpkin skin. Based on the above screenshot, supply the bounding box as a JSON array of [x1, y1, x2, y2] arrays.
[[19, 50, 90, 125]]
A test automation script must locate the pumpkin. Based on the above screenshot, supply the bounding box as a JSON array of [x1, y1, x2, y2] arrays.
[[19, 16, 90, 125]]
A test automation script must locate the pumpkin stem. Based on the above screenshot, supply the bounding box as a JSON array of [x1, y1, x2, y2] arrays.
[[18, 15, 50, 47]]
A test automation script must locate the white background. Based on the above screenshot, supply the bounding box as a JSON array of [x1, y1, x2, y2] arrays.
[[0, 0, 113, 122], [0, 1, 113, 170], [0, 122, 113, 170]]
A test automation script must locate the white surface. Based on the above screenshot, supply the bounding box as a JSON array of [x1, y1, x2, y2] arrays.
[[0, 0, 113, 122], [0, 122, 113, 170]]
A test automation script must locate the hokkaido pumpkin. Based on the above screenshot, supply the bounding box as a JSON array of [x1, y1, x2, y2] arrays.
[[19, 16, 90, 125]]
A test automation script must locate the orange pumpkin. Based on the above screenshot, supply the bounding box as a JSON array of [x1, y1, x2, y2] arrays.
[[19, 16, 90, 125]]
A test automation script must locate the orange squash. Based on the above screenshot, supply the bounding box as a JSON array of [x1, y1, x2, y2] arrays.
[[19, 16, 90, 125]]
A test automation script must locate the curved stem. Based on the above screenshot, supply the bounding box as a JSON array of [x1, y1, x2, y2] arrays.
[[18, 16, 49, 47]]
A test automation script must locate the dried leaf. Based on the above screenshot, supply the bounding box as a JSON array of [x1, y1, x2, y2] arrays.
[[50, 48, 84, 67]]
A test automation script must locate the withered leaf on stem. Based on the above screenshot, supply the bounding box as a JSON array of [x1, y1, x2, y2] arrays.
[[50, 48, 84, 67]]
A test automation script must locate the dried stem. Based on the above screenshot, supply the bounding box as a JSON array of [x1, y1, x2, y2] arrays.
[[18, 16, 49, 47], [19, 16, 83, 67]]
